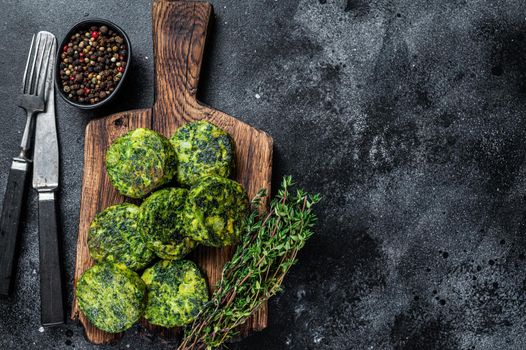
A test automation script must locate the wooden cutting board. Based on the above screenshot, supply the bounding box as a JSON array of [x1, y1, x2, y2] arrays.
[[71, 0, 273, 344]]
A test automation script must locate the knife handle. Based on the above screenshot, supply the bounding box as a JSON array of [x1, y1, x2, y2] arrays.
[[0, 158, 29, 297], [38, 192, 65, 326]]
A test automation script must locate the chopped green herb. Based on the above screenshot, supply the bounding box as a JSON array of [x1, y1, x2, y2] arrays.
[[142, 260, 209, 328], [171, 121, 235, 187], [77, 262, 146, 333], [88, 203, 154, 271], [106, 128, 177, 198], [138, 188, 195, 260], [183, 176, 248, 247]]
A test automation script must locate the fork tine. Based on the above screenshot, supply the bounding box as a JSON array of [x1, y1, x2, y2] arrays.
[[30, 35, 48, 95], [21, 34, 36, 94], [36, 37, 53, 98], [26, 34, 42, 94]]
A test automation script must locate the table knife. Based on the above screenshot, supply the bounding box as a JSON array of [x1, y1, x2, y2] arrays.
[[32, 34, 65, 327]]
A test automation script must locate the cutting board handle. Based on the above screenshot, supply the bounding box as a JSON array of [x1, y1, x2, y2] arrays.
[[152, 0, 212, 127]]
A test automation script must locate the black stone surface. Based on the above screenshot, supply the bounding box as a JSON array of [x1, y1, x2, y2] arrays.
[[1, 0, 526, 349]]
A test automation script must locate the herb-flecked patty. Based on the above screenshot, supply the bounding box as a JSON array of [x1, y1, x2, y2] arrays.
[[138, 188, 196, 260], [170, 120, 235, 187], [77, 262, 146, 333], [106, 128, 177, 198], [88, 203, 154, 271], [141, 260, 209, 327], [184, 176, 249, 247]]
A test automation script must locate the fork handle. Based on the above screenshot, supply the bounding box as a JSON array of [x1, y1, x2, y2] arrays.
[[38, 191, 65, 326], [0, 158, 29, 297]]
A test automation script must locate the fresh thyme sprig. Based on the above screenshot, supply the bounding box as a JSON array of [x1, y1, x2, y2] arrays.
[[178, 176, 320, 350]]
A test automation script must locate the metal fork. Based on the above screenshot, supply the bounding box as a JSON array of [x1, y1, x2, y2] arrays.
[[19, 33, 54, 159], [0, 32, 55, 297]]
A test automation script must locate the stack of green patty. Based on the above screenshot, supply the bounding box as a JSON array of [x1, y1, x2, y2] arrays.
[[78, 121, 249, 333]]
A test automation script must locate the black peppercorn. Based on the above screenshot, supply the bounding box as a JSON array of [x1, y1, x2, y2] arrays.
[[59, 23, 128, 105]]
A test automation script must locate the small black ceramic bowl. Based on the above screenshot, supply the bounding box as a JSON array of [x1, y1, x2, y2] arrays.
[[56, 19, 132, 110]]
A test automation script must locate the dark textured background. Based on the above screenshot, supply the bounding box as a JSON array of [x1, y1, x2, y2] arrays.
[[1, 0, 526, 349]]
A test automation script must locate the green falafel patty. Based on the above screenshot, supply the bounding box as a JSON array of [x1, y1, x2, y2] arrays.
[[88, 203, 154, 271], [184, 176, 249, 247], [77, 262, 146, 333], [138, 188, 195, 260], [106, 128, 177, 198], [141, 260, 209, 327], [170, 120, 235, 187]]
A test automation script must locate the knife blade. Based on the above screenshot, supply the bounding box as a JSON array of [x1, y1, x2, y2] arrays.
[[32, 39, 58, 192], [32, 33, 65, 327]]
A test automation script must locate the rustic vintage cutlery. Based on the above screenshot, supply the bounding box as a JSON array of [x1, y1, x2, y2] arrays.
[[0, 31, 55, 297], [32, 33, 64, 326]]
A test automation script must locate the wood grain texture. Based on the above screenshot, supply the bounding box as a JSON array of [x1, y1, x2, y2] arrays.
[[71, 0, 273, 345]]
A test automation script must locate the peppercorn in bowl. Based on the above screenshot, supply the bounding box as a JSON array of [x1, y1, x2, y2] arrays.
[[56, 19, 131, 109]]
